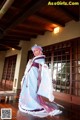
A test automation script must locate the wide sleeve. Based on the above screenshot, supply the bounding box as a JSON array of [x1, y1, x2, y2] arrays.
[[21, 59, 32, 88], [37, 64, 54, 102]]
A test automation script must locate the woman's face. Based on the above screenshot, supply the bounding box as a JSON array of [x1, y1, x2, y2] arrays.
[[33, 48, 42, 57]]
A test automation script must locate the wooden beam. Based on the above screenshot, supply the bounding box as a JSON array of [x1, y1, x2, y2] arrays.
[[0, 43, 21, 50], [4, 34, 37, 40], [4, 0, 49, 30], [7, 29, 45, 35], [0, 0, 49, 40], [0, 0, 14, 19], [0, 39, 19, 44], [58, 6, 79, 21], [2, 37, 30, 41], [35, 13, 65, 27], [16, 23, 53, 32]]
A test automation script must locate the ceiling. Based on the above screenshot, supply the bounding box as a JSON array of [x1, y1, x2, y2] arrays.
[[0, 0, 79, 51]]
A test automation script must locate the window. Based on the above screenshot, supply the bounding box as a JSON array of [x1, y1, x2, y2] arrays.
[[52, 43, 70, 94], [72, 40, 80, 96], [2, 55, 17, 89], [27, 38, 80, 97]]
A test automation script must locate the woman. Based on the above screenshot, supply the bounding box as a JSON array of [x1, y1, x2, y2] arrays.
[[18, 45, 62, 117]]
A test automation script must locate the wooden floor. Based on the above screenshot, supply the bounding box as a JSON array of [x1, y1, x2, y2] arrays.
[[0, 99, 80, 120], [0, 84, 80, 120]]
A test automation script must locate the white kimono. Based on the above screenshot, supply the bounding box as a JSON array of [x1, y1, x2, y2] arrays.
[[19, 55, 62, 117]]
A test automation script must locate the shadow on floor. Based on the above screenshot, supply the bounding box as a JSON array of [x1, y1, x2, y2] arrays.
[[17, 110, 47, 120]]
